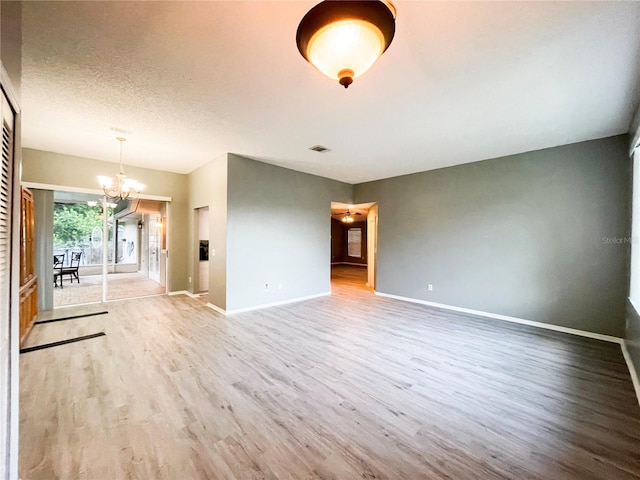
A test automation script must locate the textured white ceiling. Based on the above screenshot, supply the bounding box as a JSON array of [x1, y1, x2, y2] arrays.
[[21, 1, 640, 184]]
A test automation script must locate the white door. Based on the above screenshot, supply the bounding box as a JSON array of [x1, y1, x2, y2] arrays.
[[0, 86, 17, 479]]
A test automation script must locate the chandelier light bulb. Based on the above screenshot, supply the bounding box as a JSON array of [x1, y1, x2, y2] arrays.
[[97, 137, 144, 201]]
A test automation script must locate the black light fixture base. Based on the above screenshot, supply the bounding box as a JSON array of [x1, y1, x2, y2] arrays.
[[340, 77, 353, 89], [338, 69, 355, 89]]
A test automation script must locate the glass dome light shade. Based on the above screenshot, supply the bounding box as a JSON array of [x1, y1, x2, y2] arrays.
[[296, 0, 396, 88], [307, 19, 385, 85]]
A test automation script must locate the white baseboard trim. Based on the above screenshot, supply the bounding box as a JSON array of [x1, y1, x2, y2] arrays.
[[206, 302, 226, 315], [374, 291, 623, 345], [227, 292, 331, 315], [54, 300, 104, 309], [379, 291, 639, 408], [105, 293, 165, 303], [168, 290, 198, 298], [207, 292, 331, 316], [622, 340, 640, 407], [629, 297, 640, 314]]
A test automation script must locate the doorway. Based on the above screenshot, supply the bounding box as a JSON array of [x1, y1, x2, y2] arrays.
[[195, 207, 210, 294], [105, 198, 167, 302], [46, 189, 168, 307], [330, 201, 377, 293]]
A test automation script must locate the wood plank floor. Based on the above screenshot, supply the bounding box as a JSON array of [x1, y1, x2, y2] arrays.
[[20, 265, 640, 479]]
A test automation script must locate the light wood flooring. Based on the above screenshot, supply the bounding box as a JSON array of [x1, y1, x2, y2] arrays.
[[20, 266, 640, 479], [54, 272, 165, 307], [330, 264, 371, 292]]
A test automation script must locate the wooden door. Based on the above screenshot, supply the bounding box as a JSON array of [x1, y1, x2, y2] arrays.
[[19, 186, 38, 342]]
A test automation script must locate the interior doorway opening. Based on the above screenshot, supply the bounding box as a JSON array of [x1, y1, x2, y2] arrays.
[[48, 189, 168, 307], [194, 206, 209, 294], [330, 201, 377, 293]]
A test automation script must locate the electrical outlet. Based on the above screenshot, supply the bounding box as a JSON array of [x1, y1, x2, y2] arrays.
[[189, 276, 192, 283], [428, 284, 433, 291], [265, 283, 269, 291]]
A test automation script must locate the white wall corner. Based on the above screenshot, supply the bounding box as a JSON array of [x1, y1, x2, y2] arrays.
[[206, 302, 226, 315], [168, 290, 197, 298], [629, 103, 640, 157], [225, 292, 331, 315]]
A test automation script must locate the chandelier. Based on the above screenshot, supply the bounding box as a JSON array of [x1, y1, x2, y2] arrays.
[[296, 0, 396, 88], [97, 137, 144, 201]]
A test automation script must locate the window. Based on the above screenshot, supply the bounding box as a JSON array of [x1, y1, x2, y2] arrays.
[[347, 228, 362, 258]]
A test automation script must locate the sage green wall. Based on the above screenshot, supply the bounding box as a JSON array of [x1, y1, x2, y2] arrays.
[[21, 148, 189, 292], [187, 153, 228, 310], [226, 154, 353, 312], [355, 136, 631, 337]]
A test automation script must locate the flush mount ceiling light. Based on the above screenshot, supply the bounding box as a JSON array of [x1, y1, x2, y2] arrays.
[[98, 137, 144, 201], [296, 0, 396, 88]]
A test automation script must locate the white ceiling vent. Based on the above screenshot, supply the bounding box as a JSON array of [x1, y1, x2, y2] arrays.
[[309, 145, 331, 153], [110, 126, 132, 135]]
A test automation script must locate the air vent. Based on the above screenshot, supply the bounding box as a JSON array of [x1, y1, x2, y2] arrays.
[[111, 126, 132, 135], [309, 145, 331, 153]]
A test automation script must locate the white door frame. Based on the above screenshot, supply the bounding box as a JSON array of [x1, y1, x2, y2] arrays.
[[3, 63, 22, 480]]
